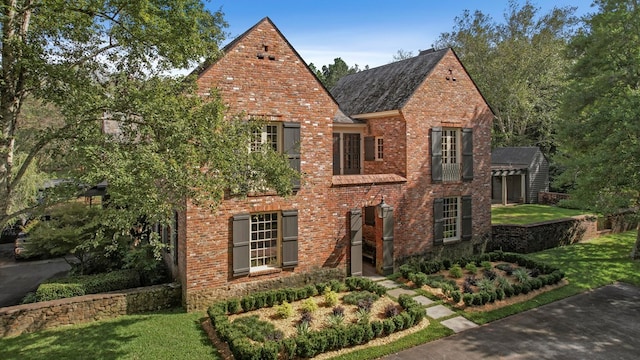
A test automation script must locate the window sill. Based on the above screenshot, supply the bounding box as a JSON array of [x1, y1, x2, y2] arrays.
[[249, 267, 282, 277], [443, 238, 461, 245], [332, 174, 407, 187]]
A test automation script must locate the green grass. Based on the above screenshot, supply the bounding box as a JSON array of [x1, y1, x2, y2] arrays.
[[491, 204, 592, 225], [0, 309, 220, 360], [465, 231, 640, 324], [2, 231, 639, 359]]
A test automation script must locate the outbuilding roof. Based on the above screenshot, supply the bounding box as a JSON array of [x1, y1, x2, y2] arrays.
[[492, 147, 543, 166], [330, 48, 449, 116]]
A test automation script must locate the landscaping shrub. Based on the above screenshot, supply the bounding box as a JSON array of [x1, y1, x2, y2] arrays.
[[384, 304, 400, 318], [36, 282, 86, 302], [451, 290, 462, 303], [343, 290, 379, 306], [420, 259, 443, 274], [465, 262, 478, 274], [392, 313, 406, 330], [398, 264, 413, 279], [275, 301, 293, 319], [227, 298, 242, 314], [472, 293, 484, 306], [261, 341, 279, 360], [409, 272, 428, 288], [371, 320, 384, 337], [449, 264, 463, 278], [281, 338, 296, 360], [382, 318, 396, 335], [513, 268, 531, 283], [35, 269, 141, 301], [323, 287, 339, 307], [496, 263, 515, 275], [241, 295, 256, 312], [442, 258, 452, 269], [481, 261, 493, 271], [300, 298, 319, 313], [463, 293, 474, 306]]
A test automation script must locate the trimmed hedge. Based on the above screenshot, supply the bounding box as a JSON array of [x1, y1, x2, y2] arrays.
[[208, 277, 425, 360], [35, 269, 141, 302]]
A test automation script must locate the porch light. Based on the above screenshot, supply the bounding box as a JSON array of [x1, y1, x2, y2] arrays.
[[377, 196, 391, 219]]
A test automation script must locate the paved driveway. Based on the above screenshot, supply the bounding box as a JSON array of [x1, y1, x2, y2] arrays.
[[383, 283, 640, 360], [0, 243, 71, 307]]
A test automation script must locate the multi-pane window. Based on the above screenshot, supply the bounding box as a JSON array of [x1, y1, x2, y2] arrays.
[[442, 197, 460, 241], [376, 137, 384, 160], [250, 212, 279, 268], [333, 132, 362, 175], [442, 129, 460, 181], [251, 124, 280, 152]]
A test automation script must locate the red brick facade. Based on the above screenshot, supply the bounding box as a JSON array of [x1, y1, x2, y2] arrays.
[[174, 18, 493, 310]]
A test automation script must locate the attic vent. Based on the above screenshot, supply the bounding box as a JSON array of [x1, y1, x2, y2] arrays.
[[419, 48, 436, 56]]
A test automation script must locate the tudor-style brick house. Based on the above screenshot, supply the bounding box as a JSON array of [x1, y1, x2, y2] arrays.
[[169, 17, 493, 310]]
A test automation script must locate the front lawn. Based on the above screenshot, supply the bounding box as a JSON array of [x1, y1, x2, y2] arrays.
[[0, 309, 220, 360], [491, 204, 591, 225]]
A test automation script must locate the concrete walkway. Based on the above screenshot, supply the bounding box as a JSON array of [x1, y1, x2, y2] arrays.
[[365, 273, 478, 334]]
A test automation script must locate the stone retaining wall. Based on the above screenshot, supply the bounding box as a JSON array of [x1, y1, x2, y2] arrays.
[[488, 215, 598, 254], [0, 283, 181, 338], [538, 192, 570, 206]]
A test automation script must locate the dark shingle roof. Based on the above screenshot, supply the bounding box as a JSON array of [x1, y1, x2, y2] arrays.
[[329, 48, 449, 116], [492, 147, 542, 166]]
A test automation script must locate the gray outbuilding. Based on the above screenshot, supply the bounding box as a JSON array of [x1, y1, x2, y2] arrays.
[[491, 147, 549, 204]]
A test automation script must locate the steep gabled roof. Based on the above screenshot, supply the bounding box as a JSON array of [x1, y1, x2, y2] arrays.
[[330, 48, 449, 116], [492, 147, 543, 166], [191, 17, 360, 124]]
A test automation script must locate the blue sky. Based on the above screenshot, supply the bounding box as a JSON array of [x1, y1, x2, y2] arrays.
[[208, 0, 595, 68]]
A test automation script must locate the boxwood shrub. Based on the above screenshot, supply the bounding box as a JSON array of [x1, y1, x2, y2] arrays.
[[35, 269, 141, 301]]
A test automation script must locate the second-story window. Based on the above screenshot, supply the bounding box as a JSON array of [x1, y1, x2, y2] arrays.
[[251, 124, 281, 152], [442, 129, 460, 182], [333, 132, 362, 175], [431, 127, 473, 183], [376, 137, 384, 160]]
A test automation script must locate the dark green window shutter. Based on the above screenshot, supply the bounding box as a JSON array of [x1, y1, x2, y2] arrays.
[[433, 198, 444, 245], [283, 122, 301, 191], [350, 209, 363, 276], [462, 195, 472, 241], [431, 127, 442, 182], [282, 210, 298, 268], [232, 213, 250, 276], [462, 128, 473, 181], [364, 136, 375, 161]]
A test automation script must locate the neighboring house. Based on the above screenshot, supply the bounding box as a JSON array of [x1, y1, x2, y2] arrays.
[[491, 147, 549, 205], [170, 17, 494, 311]]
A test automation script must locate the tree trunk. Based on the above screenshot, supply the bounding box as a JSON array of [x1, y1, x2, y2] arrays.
[[631, 224, 640, 260]]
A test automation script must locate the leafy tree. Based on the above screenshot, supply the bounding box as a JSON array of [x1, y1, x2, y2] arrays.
[[555, 0, 640, 259], [0, 1, 297, 233], [25, 202, 127, 274], [434, 0, 577, 154], [309, 58, 365, 89], [391, 49, 414, 62]]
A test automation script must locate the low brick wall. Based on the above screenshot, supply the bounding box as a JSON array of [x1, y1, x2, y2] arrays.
[[488, 215, 598, 254], [0, 283, 181, 338]]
